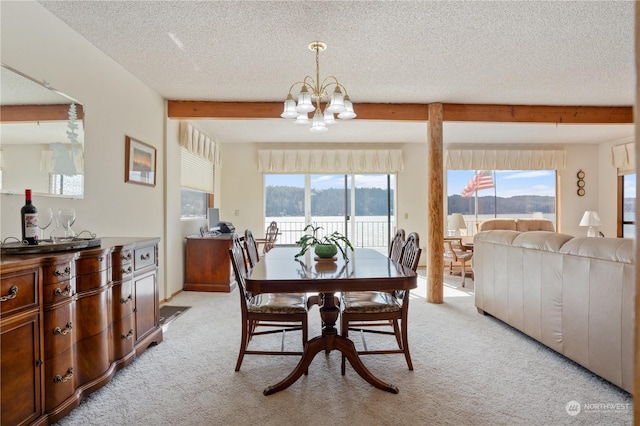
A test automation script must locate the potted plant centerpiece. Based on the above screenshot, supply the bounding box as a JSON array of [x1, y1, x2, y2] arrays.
[[295, 224, 354, 261]]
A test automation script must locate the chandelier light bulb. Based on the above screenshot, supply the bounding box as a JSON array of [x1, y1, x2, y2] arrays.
[[323, 108, 336, 125], [337, 95, 357, 119], [281, 94, 298, 118], [281, 41, 355, 132], [326, 86, 346, 114], [309, 109, 328, 133], [296, 85, 315, 113], [294, 113, 310, 125]]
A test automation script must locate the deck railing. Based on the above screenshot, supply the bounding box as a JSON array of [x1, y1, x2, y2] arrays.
[[268, 219, 390, 248]]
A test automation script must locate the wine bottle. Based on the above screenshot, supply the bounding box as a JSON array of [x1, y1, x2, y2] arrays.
[[21, 189, 39, 245]]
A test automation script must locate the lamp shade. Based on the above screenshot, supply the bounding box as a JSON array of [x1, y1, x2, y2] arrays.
[[294, 113, 309, 125], [337, 95, 356, 119], [295, 86, 315, 113], [309, 109, 328, 133], [579, 211, 601, 227], [449, 213, 467, 231], [325, 86, 345, 113], [281, 94, 298, 118]]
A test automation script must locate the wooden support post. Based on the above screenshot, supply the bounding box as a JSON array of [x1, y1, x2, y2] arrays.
[[427, 103, 444, 304]]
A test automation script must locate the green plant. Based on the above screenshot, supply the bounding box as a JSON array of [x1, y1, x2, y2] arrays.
[[295, 224, 354, 260]]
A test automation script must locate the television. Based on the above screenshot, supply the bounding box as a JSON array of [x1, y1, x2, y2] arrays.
[[208, 208, 220, 231]]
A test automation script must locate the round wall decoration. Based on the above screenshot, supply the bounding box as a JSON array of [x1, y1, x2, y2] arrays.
[[577, 170, 585, 196]]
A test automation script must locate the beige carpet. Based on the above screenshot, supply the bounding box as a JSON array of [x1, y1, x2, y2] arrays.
[[53, 272, 632, 426]]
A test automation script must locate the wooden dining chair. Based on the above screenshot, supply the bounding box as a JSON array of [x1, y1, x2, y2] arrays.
[[228, 233, 309, 371], [340, 232, 421, 374], [389, 228, 405, 262], [243, 229, 260, 269], [255, 221, 279, 254], [444, 238, 473, 287]]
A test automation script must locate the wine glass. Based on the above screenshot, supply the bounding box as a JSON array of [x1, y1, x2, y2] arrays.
[[58, 209, 76, 238], [51, 209, 76, 242], [39, 208, 54, 241]]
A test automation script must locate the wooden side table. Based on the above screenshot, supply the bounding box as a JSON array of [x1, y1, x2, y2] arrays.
[[184, 235, 237, 292]]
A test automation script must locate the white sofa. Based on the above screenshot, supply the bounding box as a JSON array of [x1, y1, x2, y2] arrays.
[[473, 230, 634, 393]]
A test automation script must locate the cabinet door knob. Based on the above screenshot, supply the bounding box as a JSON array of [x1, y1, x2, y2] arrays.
[[54, 284, 72, 297], [0, 286, 18, 302], [53, 321, 73, 335], [54, 266, 71, 278], [53, 367, 74, 383]]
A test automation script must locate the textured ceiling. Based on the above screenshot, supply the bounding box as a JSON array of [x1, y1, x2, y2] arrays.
[[36, 0, 635, 145]]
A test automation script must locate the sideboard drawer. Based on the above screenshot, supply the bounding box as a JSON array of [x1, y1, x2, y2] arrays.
[[112, 280, 134, 320], [43, 262, 75, 284], [43, 280, 75, 305], [134, 246, 156, 271], [76, 254, 108, 276], [44, 302, 75, 356], [0, 268, 38, 317]]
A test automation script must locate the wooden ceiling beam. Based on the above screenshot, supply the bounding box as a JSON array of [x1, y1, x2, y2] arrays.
[[442, 103, 633, 124], [167, 100, 633, 124], [0, 104, 84, 122]]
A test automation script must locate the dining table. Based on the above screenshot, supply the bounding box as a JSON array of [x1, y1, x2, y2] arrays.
[[245, 246, 417, 395]]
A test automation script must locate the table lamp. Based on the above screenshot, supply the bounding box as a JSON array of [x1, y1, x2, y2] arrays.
[[579, 210, 601, 237], [449, 213, 467, 237]]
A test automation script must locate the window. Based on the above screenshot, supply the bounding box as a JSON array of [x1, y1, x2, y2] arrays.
[[50, 174, 84, 197], [618, 173, 636, 238], [447, 169, 556, 235], [180, 147, 213, 219]]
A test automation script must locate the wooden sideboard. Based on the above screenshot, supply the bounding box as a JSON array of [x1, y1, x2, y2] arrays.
[[0, 237, 162, 426], [184, 235, 236, 292]]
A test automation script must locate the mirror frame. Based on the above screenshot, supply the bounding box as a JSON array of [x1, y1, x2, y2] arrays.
[[0, 64, 85, 198]]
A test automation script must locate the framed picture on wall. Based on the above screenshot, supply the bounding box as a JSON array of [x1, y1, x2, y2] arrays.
[[125, 136, 156, 187]]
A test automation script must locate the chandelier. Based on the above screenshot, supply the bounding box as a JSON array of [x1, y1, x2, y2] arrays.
[[281, 41, 356, 133]]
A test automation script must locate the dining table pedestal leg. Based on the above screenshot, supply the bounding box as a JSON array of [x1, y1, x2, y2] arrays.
[[263, 292, 399, 395]]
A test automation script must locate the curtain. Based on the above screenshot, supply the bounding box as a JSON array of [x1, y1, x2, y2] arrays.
[[445, 146, 566, 170], [179, 121, 219, 165], [611, 142, 635, 175], [257, 149, 404, 173]]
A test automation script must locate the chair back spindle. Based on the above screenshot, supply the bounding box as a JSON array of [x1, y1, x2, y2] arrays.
[[400, 232, 421, 272], [244, 229, 260, 268], [389, 229, 406, 263]]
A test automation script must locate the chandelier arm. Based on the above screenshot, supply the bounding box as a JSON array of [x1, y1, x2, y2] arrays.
[[288, 80, 314, 94], [302, 76, 318, 94], [319, 76, 351, 98]]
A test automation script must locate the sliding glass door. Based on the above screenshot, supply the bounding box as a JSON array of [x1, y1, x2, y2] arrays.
[[264, 174, 396, 249]]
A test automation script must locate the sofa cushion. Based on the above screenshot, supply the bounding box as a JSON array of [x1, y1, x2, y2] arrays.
[[515, 218, 555, 232], [477, 218, 517, 231], [474, 230, 520, 245], [512, 231, 573, 252], [559, 237, 634, 263]]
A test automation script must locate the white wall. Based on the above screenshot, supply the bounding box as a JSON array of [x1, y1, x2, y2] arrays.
[[1, 2, 167, 298]]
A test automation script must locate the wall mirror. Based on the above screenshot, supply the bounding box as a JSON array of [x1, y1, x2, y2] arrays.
[[0, 64, 84, 198]]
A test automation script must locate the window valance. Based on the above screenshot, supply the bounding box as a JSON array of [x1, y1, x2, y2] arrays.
[[445, 147, 566, 170], [257, 149, 404, 173], [611, 142, 635, 174], [179, 122, 219, 164]]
